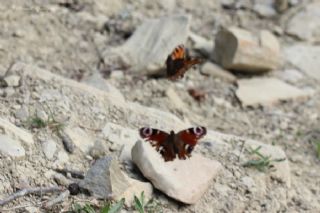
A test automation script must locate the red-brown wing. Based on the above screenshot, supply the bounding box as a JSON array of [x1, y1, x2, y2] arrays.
[[170, 45, 186, 60], [168, 58, 203, 80], [139, 127, 169, 150], [176, 126, 207, 158]]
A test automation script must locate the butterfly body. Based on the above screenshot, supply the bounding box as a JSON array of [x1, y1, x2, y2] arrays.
[[166, 45, 202, 80], [139, 127, 207, 161]]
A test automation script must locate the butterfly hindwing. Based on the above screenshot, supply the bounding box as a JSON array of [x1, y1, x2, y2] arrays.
[[177, 126, 207, 157]]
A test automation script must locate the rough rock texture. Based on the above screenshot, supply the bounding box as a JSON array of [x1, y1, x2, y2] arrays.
[[285, 2, 320, 42], [0, 135, 25, 158], [236, 77, 311, 106], [131, 140, 222, 204], [213, 27, 280, 72], [283, 44, 320, 80]]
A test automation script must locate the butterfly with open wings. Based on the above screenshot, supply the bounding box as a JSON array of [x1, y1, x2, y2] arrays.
[[139, 126, 207, 161], [166, 45, 203, 80]]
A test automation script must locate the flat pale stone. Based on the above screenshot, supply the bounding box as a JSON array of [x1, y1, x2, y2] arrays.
[[4, 75, 20, 87], [283, 44, 320, 80], [165, 87, 187, 111], [64, 126, 94, 153], [0, 118, 34, 146], [236, 77, 310, 106], [0, 134, 25, 158], [131, 140, 222, 204], [201, 62, 236, 82]]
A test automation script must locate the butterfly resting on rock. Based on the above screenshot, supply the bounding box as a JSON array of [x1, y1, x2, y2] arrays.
[[139, 126, 207, 161]]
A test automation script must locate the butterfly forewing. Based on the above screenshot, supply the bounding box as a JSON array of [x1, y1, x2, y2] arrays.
[[166, 45, 203, 80], [139, 127, 169, 150]]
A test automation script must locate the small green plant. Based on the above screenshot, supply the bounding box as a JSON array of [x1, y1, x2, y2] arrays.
[[25, 104, 64, 133], [71, 198, 125, 213], [243, 146, 286, 172], [133, 191, 162, 213]]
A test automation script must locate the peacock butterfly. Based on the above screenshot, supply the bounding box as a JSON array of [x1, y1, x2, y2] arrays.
[[139, 126, 207, 161], [166, 45, 203, 80]]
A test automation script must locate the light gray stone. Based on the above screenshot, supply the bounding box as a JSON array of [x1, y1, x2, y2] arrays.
[[286, 3, 320, 42], [81, 152, 153, 206], [102, 122, 139, 162], [201, 62, 236, 82], [165, 87, 187, 111], [64, 126, 95, 154], [0, 134, 25, 158], [253, 4, 276, 17], [83, 72, 125, 102], [236, 77, 311, 107], [275, 69, 304, 83], [213, 27, 280, 73], [104, 15, 190, 75], [15, 106, 29, 122], [0, 118, 34, 146], [188, 32, 214, 56], [4, 75, 20, 87], [131, 140, 222, 204], [42, 139, 57, 160], [283, 44, 320, 80]]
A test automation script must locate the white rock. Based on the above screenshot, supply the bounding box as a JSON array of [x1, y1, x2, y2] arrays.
[[165, 87, 187, 111], [42, 140, 57, 160], [201, 62, 236, 82], [4, 75, 20, 87], [275, 69, 304, 83], [253, 4, 276, 17], [188, 32, 214, 56], [83, 71, 125, 102], [53, 151, 69, 167], [0, 118, 34, 146], [286, 2, 320, 42], [64, 126, 95, 154], [283, 44, 320, 80], [0, 135, 25, 158], [236, 77, 311, 107], [131, 140, 222, 204], [104, 15, 190, 75], [102, 123, 139, 162], [213, 28, 280, 73]]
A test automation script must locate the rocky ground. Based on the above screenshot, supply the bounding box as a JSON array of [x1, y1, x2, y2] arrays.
[[0, 0, 320, 212]]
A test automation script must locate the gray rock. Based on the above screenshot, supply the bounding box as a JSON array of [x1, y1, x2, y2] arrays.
[[165, 87, 187, 111], [213, 28, 280, 73], [104, 15, 190, 75], [4, 87, 15, 97], [286, 3, 320, 42], [79, 157, 128, 199], [283, 44, 320, 80], [42, 139, 57, 160], [236, 77, 311, 107], [4, 75, 20, 87], [53, 151, 69, 168], [131, 140, 222, 204], [201, 62, 236, 82], [0, 134, 25, 158]]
